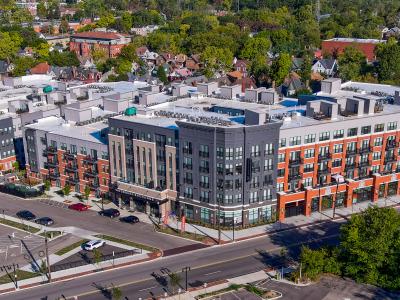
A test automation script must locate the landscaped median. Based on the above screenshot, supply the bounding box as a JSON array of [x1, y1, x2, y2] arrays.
[[94, 234, 160, 254], [0, 270, 39, 285], [0, 218, 40, 234], [55, 239, 89, 256], [196, 283, 282, 300]]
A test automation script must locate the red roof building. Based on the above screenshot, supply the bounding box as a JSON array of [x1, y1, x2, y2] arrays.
[[321, 38, 386, 62], [30, 62, 51, 75], [69, 31, 131, 58]]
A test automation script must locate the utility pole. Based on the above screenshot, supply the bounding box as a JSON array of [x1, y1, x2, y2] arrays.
[[217, 199, 221, 244], [13, 263, 18, 289], [44, 233, 51, 283], [182, 266, 191, 291]]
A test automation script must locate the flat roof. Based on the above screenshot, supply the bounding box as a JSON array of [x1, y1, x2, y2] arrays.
[[324, 38, 386, 44]]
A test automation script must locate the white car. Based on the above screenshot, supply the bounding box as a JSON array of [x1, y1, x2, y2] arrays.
[[82, 240, 105, 251]]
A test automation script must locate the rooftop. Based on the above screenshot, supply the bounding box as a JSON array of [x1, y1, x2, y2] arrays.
[[324, 38, 386, 44], [71, 31, 130, 40]]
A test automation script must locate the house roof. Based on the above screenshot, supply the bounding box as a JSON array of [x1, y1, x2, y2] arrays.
[[292, 57, 304, 70], [30, 62, 51, 75], [71, 31, 129, 40], [318, 59, 336, 70], [227, 70, 243, 79], [136, 46, 149, 56], [234, 59, 249, 67]]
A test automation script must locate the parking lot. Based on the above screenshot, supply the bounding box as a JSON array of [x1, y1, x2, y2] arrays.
[[205, 289, 263, 300]]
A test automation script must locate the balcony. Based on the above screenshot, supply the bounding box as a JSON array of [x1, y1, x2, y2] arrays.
[[345, 149, 357, 157], [88, 181, 100, 190], [183, 178, 193, 184], [381, 169, 393, 175], [264, 180, 274, 186], [199, 167, 209, 173], [358, 146, 373, 154], [66, 176, 79, 185], [116, 180, 177, 202], [48, 172, 60, 180], [64, 151, 76, 161], [358, 160, 371, 167], [183, 148, 192, 155], [200, 182, 210, 189], [43, 146, 57, 156], [183, 164, 193, 170], [384, 156, 397, 164], [84, 168, 98, 178], [289, 158, 303, 166], [288, 174, 302, 181], [317, 168, 331, 175], [65, 164, 77, 172], [385, 141, 399, 150], [250, 182, 260, 188], [83, 155, 97, 165], [318, 153, 331, 162], [44, 160, 58, 169], [345, 162, 357, 171], [199, 151, 209, 158], [358, 172, 371, 179]]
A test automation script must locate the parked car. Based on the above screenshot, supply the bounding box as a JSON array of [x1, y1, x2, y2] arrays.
[[35, 217, 54, 226], [16, 210, 36, 220], [119, 215, 139, 224], [99, 208, 120, 218], [68, 203, 89, 212], [82, 240, 105, 251]]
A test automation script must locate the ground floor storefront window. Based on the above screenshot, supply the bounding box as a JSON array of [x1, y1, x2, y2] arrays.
[[353, 186, 373, 203], [285, 201, 305, 218], [260, 205, 275, 222], [335, 192, 346, 207], [379, 184, 385, 198], [388, 181, 398, 196], [200, 208, 210, 223], [217, 210, 242, 227], [311, 197, 319, 212], [321, 195, 333, 210]]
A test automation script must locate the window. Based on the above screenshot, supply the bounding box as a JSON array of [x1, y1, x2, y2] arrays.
[[235, 194, 242, 203], [61, 143, 67, 150], [225, 164, 233, 175], [388, 121, 397, 131], [184, 187, 193, 199], [217, 163, 224, 174], [224, 195, 233, 204], [361, 126, 371, 135], [279, 138, 286, 148], [332, 159, 342, 168], [183, 157, 192, 169], [347, 127, 358, 137], [200, 208, 210, 221], [199, 145, 209, 157], [334, 144, 343, 153], [304, 134, 316, 144], [251, 145, 260, 157], [277, 168, 285, 177], [235, 147, 243, 159], [70, 144, 77, 154], [249, 191, 258, 203], [278, 153, 285, 163], [200, 175, 209, 188], [303, 177, 312, 187], [347, 142, 357, 151], [216, 147, 224, 159], [263, 189, 272, 201], [371, 165, 379, 173], [200, 160, 209, 172], [374, 123, 385, 132], [304, 148, 315, 158], [277, 183, 284, 192], [264, 158, 273, 171], [303, 163, 314, 172], [333, 129, 344, 139], [265, 143, 273, 155], [319, 131, 330, 141], [374, 137, 383, 146], [372, 152, 381, 160], [80, 147, 87, 155], [235, 163, 242, 175], [289, 136, 301, 146], [183, 141, 192, 154], [225, 147, 234, 160]]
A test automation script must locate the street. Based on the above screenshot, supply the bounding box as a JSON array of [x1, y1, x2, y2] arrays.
[[0, 220, 344, 300], [0, 193, 194, 250]]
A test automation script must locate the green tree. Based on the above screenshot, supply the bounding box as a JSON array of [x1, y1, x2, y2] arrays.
[[96, 13, 115, 28], [201, 46, 233, 78], [375, 38, 400, 84], [12, 56, 36, 76], [116, 59, 131, 75], [33, 43, 50, 60], [84, 185, 90, 200], [120, 11, 132, 33], [157, 66, 168, 84], [299, 55, 312, 88], [111, 285, 122, 300], [169, 272, 181, 294], [340, 206, 400, 288], [63, 184, 71, 197], [338, 47, 366, 81], [44, 179, 51, 191], [59, 19, 69, 34], [36, 1, 47, 19], [91, 48, 108, 64], [0, 32, 22, 63], [12, 161, 19, 170], [92, 248, 102, 267], [240, 37, 271, 61], [48, 51, 80, 67], [270, 53, 291, 86], [118, 43, 138, 62]]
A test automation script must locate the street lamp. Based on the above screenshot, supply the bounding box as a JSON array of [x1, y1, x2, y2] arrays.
[[332, 174, 345, 219], [232, 217, 239, 242], [182, 266, 191, 291]]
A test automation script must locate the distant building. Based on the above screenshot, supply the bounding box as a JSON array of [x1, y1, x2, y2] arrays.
[[321, 38, 386, 62], [69, 31, 131, 58], [131, 25, 159, 36], [311, 59, 338, 76]]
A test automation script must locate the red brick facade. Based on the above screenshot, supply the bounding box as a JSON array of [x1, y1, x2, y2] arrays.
[[321, 39, 384, 62]]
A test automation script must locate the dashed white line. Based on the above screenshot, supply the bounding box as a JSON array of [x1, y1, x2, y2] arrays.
[[138, 285, 157, 292], [204, 270, 221, 276]]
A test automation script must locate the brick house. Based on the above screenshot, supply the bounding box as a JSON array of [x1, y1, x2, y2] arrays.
[[70, 31, 131, 58]]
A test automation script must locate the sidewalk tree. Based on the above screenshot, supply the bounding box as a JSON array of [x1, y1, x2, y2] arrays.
[[169, 272, 181, 294], [12, 161, 19, 171], [111, 284, 122, 300], [92, 248, 102, 268], [84, 185, 90, 201], [63, 184, 71, 197], [44, 180, 51, 191]]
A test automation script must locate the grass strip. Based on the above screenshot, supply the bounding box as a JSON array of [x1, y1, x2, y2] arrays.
[[0, 218, 40, 234], [39, 231, 62, 239], [197, 284, 242, 299], [55, 239, 89, 256], [95, 234, 158, 252], [0, 270, 39, 284], [156, 226, 206, 242]]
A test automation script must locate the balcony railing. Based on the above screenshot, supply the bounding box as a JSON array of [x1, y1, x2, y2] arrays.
[[358, 160, 371, 167], [66, 176, 79, 184], [199, 151, 209, 158], [345, 162, 357, 171], [64, 151, 76, 161], [384, 156, 397, 164], [345, 149, 357, 157], [385, 141, 399, 150], [83, 155, 97, 164], [116, 180, 178, 201], [48, 172, 60, 180], [317, 168, 331, 175], [318, 153, 331, 162], [65, 164, 77, 172], [200, 182, 210, 188], [288, 174, 302, 181], [44, 160, 58, 169], [84, 168, 98, 178], [289, 158, 303, 166], [88, 181, 100, 189], [358, 146, 373, 154]]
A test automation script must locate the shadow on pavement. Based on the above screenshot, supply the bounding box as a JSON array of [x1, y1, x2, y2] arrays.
[[91, 282, 111, 299]]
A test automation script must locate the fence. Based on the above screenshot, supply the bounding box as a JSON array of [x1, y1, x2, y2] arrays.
[[0, 183, 44, 198], [50, 249, 141, 272]]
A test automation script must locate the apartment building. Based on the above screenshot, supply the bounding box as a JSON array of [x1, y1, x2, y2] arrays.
[[24, 116, 110, 197]]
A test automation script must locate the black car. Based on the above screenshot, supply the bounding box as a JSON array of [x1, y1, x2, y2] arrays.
[[35, 217, 54, 226], [99, 208, 120, 218], [16, 210, 36, 220], [119, 215, 139, 224]]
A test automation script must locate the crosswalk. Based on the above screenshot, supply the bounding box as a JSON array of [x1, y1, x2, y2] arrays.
[[38, 198, 70, 209]]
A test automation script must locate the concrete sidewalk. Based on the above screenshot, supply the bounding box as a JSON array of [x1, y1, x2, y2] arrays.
[[165, 196, 400, 242]]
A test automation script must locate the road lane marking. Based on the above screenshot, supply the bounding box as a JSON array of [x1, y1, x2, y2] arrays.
[[204, 270, 221, 276], [138, 285, 157, 292]]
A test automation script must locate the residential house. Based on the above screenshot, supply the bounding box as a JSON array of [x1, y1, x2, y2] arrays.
[[291, 57, 304, 72], [131, 25, 159, 36], [185, 54, 202, 72], [311, 59, 337, 76], [141, 51, 159, 66], [278, 72, 305, 96], [135, 46, 149, 57], [174, 54, 187, 68], [30, 62, 51, 75], [234, 59, 249, 77]]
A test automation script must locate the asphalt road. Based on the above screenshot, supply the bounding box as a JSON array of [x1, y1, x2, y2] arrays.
[[0, 193, 194, 250], [0, 221, 344, 300]]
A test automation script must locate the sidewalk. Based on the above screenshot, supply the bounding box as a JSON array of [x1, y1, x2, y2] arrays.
[[165, 196, 400, 242]]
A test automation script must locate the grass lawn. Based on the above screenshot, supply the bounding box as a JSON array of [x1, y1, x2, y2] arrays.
[[0, 270, 39, 284], [39, 231, 62, 239], [55, 239, 89, 256], [156, 226, 206, 242], [0, 218, 40, 234], [95, 234, 158, 253]]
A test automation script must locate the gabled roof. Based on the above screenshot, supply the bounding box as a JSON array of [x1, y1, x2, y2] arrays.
[[30, 62, 51, 75], [318, 58, 336, 70], [291, 57, 304, 70]]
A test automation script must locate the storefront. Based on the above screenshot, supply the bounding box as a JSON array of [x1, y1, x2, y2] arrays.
[[311, 197, 319, 212], [388, 181, 398, 196], [321, 195, 333, 210], [335, 192, 346, 207], [353, 186, 373, 203], [379, 184, 385, 198], [217, 210, 243, 227], [285, 201, 305, 218]]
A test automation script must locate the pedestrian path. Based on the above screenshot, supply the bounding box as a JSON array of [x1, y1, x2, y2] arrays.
[[164, 196, 400, 242]]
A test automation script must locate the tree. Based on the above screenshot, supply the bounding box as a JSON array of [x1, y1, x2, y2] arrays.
[[12, 161, 19, 171], [201, 46, 233, 78], [375, 38, 400, 84], [157, 66, 168, 84], [33, 43, 50, 60], [340, 206, 400, 289], [120, 11, 132, 33], [12, 56, 36, 76], [36, 1, 47, 19], [115, 59, 131, 75], [338, 47, 366, 81], [118, 43, 138, 62], [44, 179, 51, 191], [111, 285, 122, 300], [240, 37, 271, 61], [92, 248, 102, 268], [91, 48, 108, 64], [0, 32, 22, 63], [169, 272, 181, 294], [299, 55, 312, 88], [84, 185, 90, 200], [59, 19, 69, 34], [96, 13, 115, 28], [48, 51, 80, 67], [63, 184, 71, 197], [270, 53, 291, 86]]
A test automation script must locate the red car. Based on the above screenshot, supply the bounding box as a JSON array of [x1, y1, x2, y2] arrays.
[[68, 203, 89, 212]]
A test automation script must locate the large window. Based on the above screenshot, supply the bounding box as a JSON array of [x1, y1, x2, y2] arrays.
[[388, 121, 397, 131], [304, 134, 316, 144], [279, 138, 286, 148], [347, 127, 358, 137], [304, 148, 315, 158], [374, 123, 385, 132], [289, 136, 301, 146], [361, 125, 371, 135], [333, 129, 344, 139], [319, 131, 330, 141]]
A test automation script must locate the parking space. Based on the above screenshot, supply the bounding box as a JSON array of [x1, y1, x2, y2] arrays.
[[205, 289, 262, 300]]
